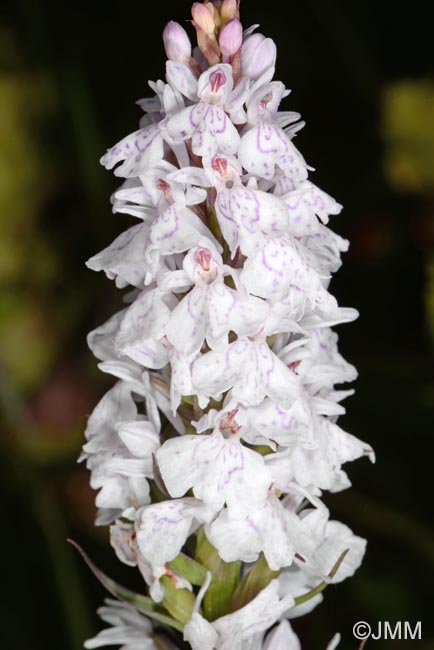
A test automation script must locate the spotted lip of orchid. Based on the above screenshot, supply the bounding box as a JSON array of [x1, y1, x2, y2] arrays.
[[82, 2, 372, 649]]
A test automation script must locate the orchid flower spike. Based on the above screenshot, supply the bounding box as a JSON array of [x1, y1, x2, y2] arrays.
[[81, 1, 373, 649]]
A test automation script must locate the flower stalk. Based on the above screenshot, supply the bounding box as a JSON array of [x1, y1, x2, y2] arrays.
[[79, 1, 374, 648]]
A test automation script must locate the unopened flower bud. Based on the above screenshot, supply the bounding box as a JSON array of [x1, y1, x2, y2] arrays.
[[163, 21, 192, 62], [241, 32, 277, 81], [191, 2, 216, 35], [194, 25, 221, 65], [209, 1, 222, 30], [221, 0, 239, 22], [219, 18, 242, 57]]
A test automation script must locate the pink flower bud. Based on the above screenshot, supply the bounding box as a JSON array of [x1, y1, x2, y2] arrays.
[[163, 21, 192, 62], [191, 2, 216, 35], [194, 24, 221, 65], [241, 32, 277, 81], [221, 0, 239, 21], [219, 18, 242, 57]]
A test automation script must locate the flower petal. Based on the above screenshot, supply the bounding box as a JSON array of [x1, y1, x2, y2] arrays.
[[264, 620, 301, 650], [165, 286, 208, 354], [213, 580, 294, 641], [194, 106, 241, 157], [304, 521, 366, 584], [100, 125, 164, 178], [240, 236, 319, 302], [192, 339, 300, 408], [166, 61, 198, 101], [206, 283, 268, 350], [149, 204, 216, 255], [184, 613, 219, 650], [208, 493, 314, 570], [135, 498, 213, 566], [156, 431, 270, 516], [239, 122, 308, 182], [117, 420, 160, 458], [216, 186, 289, 256], [282, 180, 342, 233], [86, 223, 150, 288]]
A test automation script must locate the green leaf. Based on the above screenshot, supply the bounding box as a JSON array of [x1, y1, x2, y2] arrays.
[[293, 548, 349, 606], [160, 575, 197, 625], [167, 552, 208, 586], [195, 527, 241, 621], [231, 554, 280, 612], [67, 539, 184, 632]]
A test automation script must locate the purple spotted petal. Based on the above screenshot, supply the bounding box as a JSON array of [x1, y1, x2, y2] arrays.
[[239, 122, 308, 182], [100, 125, 164, 178]]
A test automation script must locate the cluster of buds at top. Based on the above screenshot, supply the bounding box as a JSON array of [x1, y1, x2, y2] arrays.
[[192, 0, 240, 63], [164, 0, 243, 75], [79, 1, 374, 649]]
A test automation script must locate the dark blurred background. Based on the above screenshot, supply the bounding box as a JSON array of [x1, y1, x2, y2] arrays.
[[0, 0, 432, 648]]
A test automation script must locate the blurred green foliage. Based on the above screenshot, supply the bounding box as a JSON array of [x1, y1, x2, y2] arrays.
[[0, 0, 432, 649], [383, 80, 434, 193]]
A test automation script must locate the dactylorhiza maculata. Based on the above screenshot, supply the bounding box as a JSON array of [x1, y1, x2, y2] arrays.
[[79, 2, 375, 648]]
